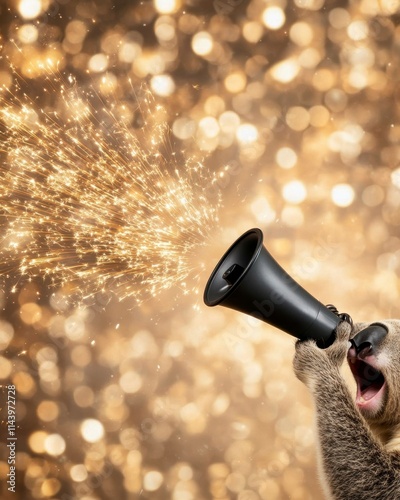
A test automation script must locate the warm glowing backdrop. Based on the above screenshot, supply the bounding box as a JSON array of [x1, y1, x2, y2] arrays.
[[1, 0, 400, 498]]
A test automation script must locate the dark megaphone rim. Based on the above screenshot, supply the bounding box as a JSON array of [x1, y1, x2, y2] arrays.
[[204, 228, 263, 307]]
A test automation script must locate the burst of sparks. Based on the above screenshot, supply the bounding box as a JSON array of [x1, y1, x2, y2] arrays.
[[0, 70, 219, 302]]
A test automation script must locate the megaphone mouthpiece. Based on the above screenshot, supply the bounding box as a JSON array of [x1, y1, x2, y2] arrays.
[[204, 228, 345, 348], [222, 263, 244, 286]]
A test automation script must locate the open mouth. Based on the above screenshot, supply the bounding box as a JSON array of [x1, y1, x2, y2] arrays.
[[348, 357, 386, 411]]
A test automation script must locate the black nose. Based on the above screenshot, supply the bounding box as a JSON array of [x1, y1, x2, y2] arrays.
[[351, 323, 388, 357]]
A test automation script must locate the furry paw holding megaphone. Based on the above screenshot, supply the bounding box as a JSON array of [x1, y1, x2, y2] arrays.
[[204, 228, 400, 499], [294, 320, 400, 499]]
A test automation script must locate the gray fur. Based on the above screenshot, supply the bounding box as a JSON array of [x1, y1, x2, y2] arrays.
[[293, 320, 400, 500]]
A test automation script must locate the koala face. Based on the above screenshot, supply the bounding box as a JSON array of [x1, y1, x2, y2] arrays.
[[348, 320, 400, 426]]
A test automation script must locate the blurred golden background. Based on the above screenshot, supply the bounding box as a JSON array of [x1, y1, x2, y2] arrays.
[[1, 0, 400, 498]]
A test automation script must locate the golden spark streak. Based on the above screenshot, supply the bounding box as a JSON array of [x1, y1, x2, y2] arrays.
[[0, 72, 219, 302]]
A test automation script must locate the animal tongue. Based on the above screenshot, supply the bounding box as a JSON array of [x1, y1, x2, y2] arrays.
[[360, 384, 379, 401]]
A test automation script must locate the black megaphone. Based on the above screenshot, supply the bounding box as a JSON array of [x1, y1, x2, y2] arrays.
[[203, 228, 347, 348]]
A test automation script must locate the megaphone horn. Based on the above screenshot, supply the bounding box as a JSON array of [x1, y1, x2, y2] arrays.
[[203, 228, 351, 348]]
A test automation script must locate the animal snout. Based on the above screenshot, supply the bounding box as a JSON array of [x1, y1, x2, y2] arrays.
[[351, 324, 388, 357]]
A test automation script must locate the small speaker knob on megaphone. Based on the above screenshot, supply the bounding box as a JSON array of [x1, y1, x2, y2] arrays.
[[203, 228, 344, 348]]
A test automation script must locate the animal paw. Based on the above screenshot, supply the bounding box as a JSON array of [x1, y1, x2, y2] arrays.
[[293, 320, 352, 389], [293, 338, 323, 387], [324, 320, 353, 367]]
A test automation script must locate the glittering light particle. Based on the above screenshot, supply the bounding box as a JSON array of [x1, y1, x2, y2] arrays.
[[150, 74, 176, 97], [70, 464, 88, 482], [180, 402, 203, 425], [348, 47, 375, 68], [13, 371, 36, 396], [155, 17, 176, 42], [0, 321, 14, 350], [20, 302, 42, 325], [242, 21, 264, 43], [347, 20, 368, 41], [362, 185, 385, 207], [44, 433, 66, 456], [391, 167, 400, 189], [143, 470, 164, 491], [331, 184, 355, 207], [224, 71, 247, 94], [154, 0, 180, 14], [281, 206, 304, 228], [219, 111, 240, 133], [251, 196, 276, 224], [290, 22, 313, 47], [178, 464, 193, 481], [29, 431, 48, 454], [276, 147, 297, 169], [325, 88, 348, 112], [0, 71, 13, 90], [204, 95, 225, 116], [71, 346, 92, 368], [0, 357, 12, 379], [119, 370, 143, 393], [41, 478, 61, 497], [18, 0, 42, 20], [100, 73, 118, 95], [212, 393, 230, 416], [39, 360, 59, 382], [262, 7, 286, 30], [226, 472, 246, 493], [294, 0, 324, 10], [172, 116, 196, 140], [191, 31, 214, 56], [309, 105, 330, 127], [286, 106, 310, 132], [88, 53, 109, 73], [65, 316, 86, 341], [18, 24, 39, 44], [74, 386, 95, 408], [348, 68, 368, 89], [329, 8, 351, 29], [377, 0, 400, 15], [199, 116, 220, 138], [328, 125, 363, 159], [119, 41, 142, 63], [265, 380, 288, 401], [65, 20, 87, 44], [165, 339, 184, 357], [37, 401, 60, 422], [270, 59, 300, 83], [312, 69, 335, 92], [282, 180, 307, 204], [236, 124, 259, 144], [298, 47, 322, 69], [80, 418, 105, 442]]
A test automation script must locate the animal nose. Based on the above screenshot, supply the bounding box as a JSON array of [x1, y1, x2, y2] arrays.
[[351, 324, 388, 357]]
